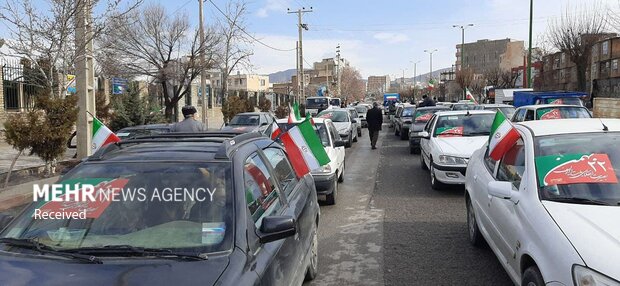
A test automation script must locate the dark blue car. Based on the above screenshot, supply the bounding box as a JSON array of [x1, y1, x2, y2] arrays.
[[0, 132, 320, 286]]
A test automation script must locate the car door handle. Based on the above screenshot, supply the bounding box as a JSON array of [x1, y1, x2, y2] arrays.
[[473, 175, 478, 182]]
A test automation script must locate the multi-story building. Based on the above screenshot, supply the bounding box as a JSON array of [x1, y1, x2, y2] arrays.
[[226, 73, 270, 93], [456, 38, 524, 73], [591, 36, 620, 98], [367, 75, 391, 96]]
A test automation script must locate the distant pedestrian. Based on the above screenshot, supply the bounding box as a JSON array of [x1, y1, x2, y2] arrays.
[[366, 102, 383, 150], [171, 105, 207, 132], [419, 95, 436, 107]]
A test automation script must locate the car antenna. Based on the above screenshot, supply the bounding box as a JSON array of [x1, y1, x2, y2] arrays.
[[600, 119, 609, 132], [466, 110, 471, 116]]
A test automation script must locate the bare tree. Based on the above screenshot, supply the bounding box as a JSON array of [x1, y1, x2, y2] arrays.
[[547, 4, 608, 91], [456, 68, 474, 92], [484, 67, 519, 89], [100, 4, 219, 120], [340, 66, 365, 103], [0, 0, 142, 97], [216, 0, 253, 101]]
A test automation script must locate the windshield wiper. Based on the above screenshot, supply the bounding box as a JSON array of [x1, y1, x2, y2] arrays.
[[464, 132, 490, 136], [545, 197, 613, 206], [65, 245, 208, 261], [0, 238, 102, 264]]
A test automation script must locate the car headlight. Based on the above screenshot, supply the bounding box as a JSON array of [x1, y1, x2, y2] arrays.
[[314, 165, 332, 174], [438, 155, 468, 165], [573, 265, 620, 286]]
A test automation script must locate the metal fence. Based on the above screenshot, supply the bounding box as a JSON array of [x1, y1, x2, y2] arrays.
[[2, 59, 41, 111]]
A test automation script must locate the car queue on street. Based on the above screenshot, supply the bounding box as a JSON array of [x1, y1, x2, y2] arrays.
[[392, 94, 620, 286]]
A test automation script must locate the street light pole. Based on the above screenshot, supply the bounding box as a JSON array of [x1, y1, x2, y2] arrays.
[[424, 49, 438, 81], [453, 24, 474, 99], [198, 0, 208, 128], [527, 0, 533, 88]]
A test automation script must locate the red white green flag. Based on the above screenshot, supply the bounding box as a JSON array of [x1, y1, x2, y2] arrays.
[[488, 111, 520, 160], [466, 88, 478, 104], [280, 118, 330, 177], [92, 117, 120, 153]]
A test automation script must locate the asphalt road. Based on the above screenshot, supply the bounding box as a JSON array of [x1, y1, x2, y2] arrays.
[[307, 119, 513, 286]]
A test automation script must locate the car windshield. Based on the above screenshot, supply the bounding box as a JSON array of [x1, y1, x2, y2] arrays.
[[229, 115, 260, 126], [401, 107, 415, 117], [1, 162, 233, 253], [414, 109, 440, 123], [317, 111, 348, 122], [542, 97, 582, 106], [535, 133, 620, 206], [433, 114, 494, 137], [330, 98, 341, 107], [535, 107, 591, 120], [355, 106, 368, 113], [277, 122, 330, 147], [452, 104, 483, 111], [306, 98, 329, 109], [497, 107, 516, 118]]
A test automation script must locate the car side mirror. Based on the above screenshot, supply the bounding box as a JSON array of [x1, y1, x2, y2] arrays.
[[487, 181, 513, 200], [258, 216, 297, 244], [260, 122, 268, 126], [334, 140, 346, 147], [418, 131, 430, 139], [0, 213, 14, 231], [351, 119, 357, 124]]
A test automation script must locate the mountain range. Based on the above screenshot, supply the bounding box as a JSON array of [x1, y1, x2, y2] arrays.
[[268, 67, 454, 84]]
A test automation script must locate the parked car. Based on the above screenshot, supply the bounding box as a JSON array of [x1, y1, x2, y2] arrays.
[[277, 118, 346, 205], [451, 103, 484, 111], [481, 104, 516, 118], [345, 107, 363, 137], [511, 104, 592, 122], [354, 105, 369, 128], [0, 132, 320, 286], [317, 109, 358, 147], [408, 106, 451, 154], [220, 112, 276, 133], [115, 124, 173, 140], [419, 110, 496, 189], [465, 118, 620, 286], [390, 103, 410, 128], [394, 105, 416, 140]]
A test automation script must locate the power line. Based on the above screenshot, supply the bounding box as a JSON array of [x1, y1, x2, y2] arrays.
[[172, 0, 193, 15], [207, 0, 296, 52]]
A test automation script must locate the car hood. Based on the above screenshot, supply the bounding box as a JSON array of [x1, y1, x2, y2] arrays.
[[434, 136, 488, 157], [220, 125, 259, 132], [0, 253, 229, 286], [332, 122, 351, 133], [542, 201, 620, 280]]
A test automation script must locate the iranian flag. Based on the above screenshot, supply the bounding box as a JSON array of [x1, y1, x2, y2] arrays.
[[92, 117, 120, 153], [466, 88, 478, 104], [280, 118, 330, 177], [488, 111, 520, 160]]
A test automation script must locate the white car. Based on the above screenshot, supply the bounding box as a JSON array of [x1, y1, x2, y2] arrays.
[[354, 105, 369, 128], [276, 118, 346, 205], [511, 104, 592, 122], [419, 110, 496, 189], [316, 109, 358, 147], [465, 118, 620, 286]]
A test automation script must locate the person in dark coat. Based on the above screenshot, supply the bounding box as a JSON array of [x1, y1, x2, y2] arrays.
[[419, 95, 436, 107], [171, 105, 207, 132], [366, 102, 383, 149]]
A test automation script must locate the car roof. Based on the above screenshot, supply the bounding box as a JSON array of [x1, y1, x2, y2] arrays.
[[117, 124, 172, 131], [517, 118, 620, 136], [483, 104, 514, 108], [516, 104, 585, 110], [276, 118, 331, 124], [236, 112, 270, 116], [434, 110, 496, 116], [320, 108, 348, 113], [89, 131, 267, 162], [417, 106, 451, 110]]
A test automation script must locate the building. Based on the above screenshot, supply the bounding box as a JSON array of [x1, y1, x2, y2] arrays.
[[456, 38, 524, 73], [591, 36, 620, 98], [367, 75, 391, 96], [226, 72, 270, 93]]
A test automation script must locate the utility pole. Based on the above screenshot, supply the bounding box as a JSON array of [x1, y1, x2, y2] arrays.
[[527, 0, 533, 88], [75, 0, 95, 159], [453, 24, 474, 99], [295, 41, 299, 102], [198, 0, 208, 128], [424, 49, 438, 81], [336, 44, 341, 98], [288, 7, 313, 102], [411, 60, 420, 100]]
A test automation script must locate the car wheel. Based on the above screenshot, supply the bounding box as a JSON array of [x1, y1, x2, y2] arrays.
[[345, 133, 352, 148], [522, 266, 544, 286], [325, 179, 337, 205], [429, 162, 444, 190], [357, 128, 362, 137], [467, 197, 484, 247], [400, 129, 407, 140], [353, 132, 358, 142], [304, 226, 319, 281], [395, 126, 400, 136], [420, 152, 428, 170], [338, 162, 344, 183]]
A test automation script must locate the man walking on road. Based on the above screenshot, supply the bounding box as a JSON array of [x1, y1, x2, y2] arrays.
[[171, 105, 207, 132], [366, 102, 383, 150]]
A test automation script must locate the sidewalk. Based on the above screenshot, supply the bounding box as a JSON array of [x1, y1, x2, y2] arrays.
[[0, 143, 75, 174], [0, 176, 58, 214]]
